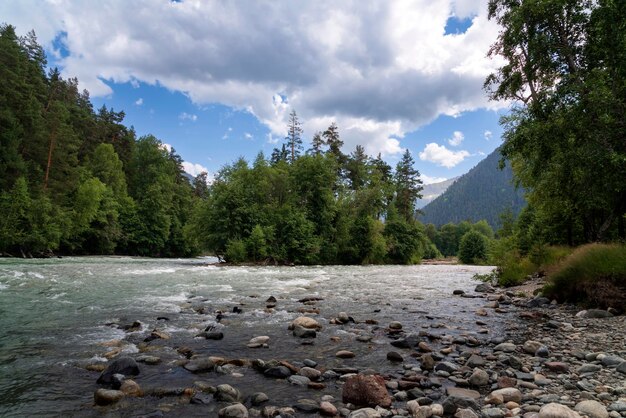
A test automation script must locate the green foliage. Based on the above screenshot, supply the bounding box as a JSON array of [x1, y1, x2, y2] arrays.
[[246, 224, 269, 262], [543, 244, 626, 310], [0, 28, 198, 257], [225, 239, 247, 263], [486, 0, 626, 243], [458, 230, 489, 264]]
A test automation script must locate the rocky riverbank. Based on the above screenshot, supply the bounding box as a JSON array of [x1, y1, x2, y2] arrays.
[[85, 283, 626, 418]]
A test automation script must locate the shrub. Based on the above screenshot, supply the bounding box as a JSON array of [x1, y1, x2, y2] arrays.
[[225, 239, 247, 263], [458, 230, 488, 264], [543, 243, 626, 310]]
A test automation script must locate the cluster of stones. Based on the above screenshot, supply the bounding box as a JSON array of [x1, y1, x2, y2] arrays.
[[86, 284, 626, 418]]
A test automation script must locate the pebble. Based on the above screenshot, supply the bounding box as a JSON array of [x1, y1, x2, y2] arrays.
[[336, 350, 355, 358], [539, 403, 581, 418], [94, 389, 124, 406], [218, 403, 249, 418]]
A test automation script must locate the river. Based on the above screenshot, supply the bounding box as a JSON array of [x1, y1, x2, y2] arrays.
[[0, 257, 498, 417]]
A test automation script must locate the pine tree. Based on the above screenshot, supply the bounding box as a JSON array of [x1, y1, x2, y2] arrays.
[[394, 149, 423, 222], [308, 131, 325, 155], [285, 110, 303, 163]]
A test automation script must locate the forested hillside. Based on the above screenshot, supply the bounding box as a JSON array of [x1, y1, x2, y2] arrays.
[[415, 177, 458, 209], [419, 148, 526, 228], [0, 25, 201, 257]]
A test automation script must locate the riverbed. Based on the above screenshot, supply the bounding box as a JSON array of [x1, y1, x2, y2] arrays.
[[0, 257, 500, 416]]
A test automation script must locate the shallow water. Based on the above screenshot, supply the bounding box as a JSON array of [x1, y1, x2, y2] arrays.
[[0, 257, 497, 416]]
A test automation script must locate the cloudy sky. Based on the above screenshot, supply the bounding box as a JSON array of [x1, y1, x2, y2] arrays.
[[2, 0, 508, 183]]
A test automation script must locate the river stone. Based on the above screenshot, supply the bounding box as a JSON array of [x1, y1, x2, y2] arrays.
[[292, 325, 317, 338], [421, 354, 435, 370], [539, 403, 582, 418], [97, 357, 140, 384], [466, 354, 485, 368], [483, 408, 505, 418], [215, 384, 241, 402], [489, 388, 522, 404], [389, 321, 403, 330], [248, 336, 270, 346], [349, 408, 382, 418], [575, 400, 609, 418], [523, 341, 543, 354], [264, 365, 291, 378], [289, 316, 322, 330], [336, 350, 355, 358], [617, 361, 626, 374], [298, 366, 322, 380], [343, 374, 392, 408], [475, 283, 493, 293], [576, 364, 602, 374], [294, 399, 319, 413], [543, 361, 568, 373], [250, 392, 269, 406], [447, 388, 480, 400], [442, 394, 480, 415], [576, 309, 613, 319], [468, 368, 489, 387], [535, 346, 550, 358], [184, 357, 216, 373], [218, 403, 249, 418], [338, 312, 350, 323], [435, 361, 460, 373], [387, 351, 403, 362], [136, 355, 161, 365], [407, 400, 433, 418], [288, 375, 311, 386], [455, 408, 479, 418], [320, 401, 338, 416], [120, 379, 143, 397], [601, 355, 624, 367], [453, 290, 465, 295], [94, 388, 125, 405], [494, 343, 516, 353], [200, 331, 224, 340]]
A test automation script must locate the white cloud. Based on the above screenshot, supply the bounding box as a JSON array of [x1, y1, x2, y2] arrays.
[[244, 132, 253, 140], [160, 142, 172, 153], [421, 174, 448, 185], [182, 161, 211, 179], [419, 143, 470, 168], [179, 112, 197, 122], [135, 97, 143, 106], [484, 130, 493, 140], [448, 130, 464, 147], [1, 0, 507, 155]]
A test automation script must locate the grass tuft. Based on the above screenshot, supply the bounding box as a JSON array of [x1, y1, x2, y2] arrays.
[[543, 243, 626, 311]]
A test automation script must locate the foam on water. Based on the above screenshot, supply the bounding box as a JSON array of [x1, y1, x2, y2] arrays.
[[127, 267, 178, 275], [0, 283, 8, 290]]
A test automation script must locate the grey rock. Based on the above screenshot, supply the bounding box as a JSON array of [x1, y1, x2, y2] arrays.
[[292, 325, 317, 338], [601, 355, 624, 367], [387, 351, 403, 362], [299, 366, 321, 380], [264, 366, 291, 378], [184, 357, 216, 373], [469, 368, 489, 387], [97, 357, 140, 384], [218, 403, 249, 418], [475, 283, 494, 293], [615, 361, 626, 374], [94, 388, 125, 405], [349, 408, 382, 418], [576, 309, 613, 319], [435, 361, 460, 374], [575, 401, 609, 418], [576, 364, 602, 374], [539, 403, 581, 418], [466, 354, 486, 368], [288, 375, 310, 386], [455, 408, 479, 418], [215, 384, 241, 402], [493, 343, 516, 353], [482, 408, 505, 418], [250, 392, 269, 406], [527, 297, 550, 308]]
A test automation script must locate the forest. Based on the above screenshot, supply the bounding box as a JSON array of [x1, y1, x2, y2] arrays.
[[1, 23, 485, 264]]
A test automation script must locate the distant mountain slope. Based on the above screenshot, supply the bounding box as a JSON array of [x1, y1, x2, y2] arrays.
[[419, 148, 526, 228], [416, 177, 458, 209]]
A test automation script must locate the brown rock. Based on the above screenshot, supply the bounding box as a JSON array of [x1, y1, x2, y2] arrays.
[[289, 316, 322, 330], [544, 362, 569, 373], [94, 389, 125, 406], [336, 350, 355, 358], [497, 376, 517, 388], [342, 374, 392, 408], [308, 382, 326, 390], [120, 379, 143, 397], [319, 401, 338, 416]]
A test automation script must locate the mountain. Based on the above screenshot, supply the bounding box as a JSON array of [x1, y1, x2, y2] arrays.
[[416, 177, 458, 209], [419, 148, 527, 228]]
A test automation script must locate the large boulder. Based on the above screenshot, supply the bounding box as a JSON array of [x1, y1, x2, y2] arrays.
[[574, 400, 609, 418], [342, 374, 392, 408], [97, 357, 139, 384]]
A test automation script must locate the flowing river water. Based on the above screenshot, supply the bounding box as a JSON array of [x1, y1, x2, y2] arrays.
[[0, 257, 502, 417]]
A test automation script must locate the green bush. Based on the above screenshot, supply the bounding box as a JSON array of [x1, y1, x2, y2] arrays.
[[458, 230, 488, 264], [543, 244, 626, 310], [225, 239, 247, 263]]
